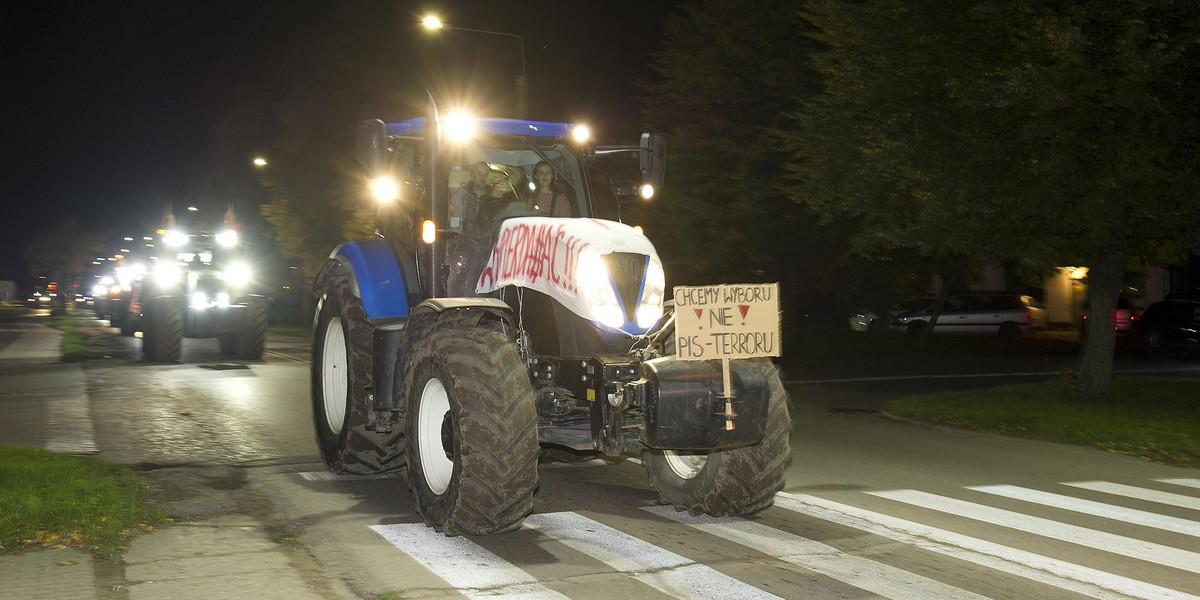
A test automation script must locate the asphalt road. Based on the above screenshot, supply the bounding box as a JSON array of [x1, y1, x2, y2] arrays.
[[83, 329, 1200, 600]]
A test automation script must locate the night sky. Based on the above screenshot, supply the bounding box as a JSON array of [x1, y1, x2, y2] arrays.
[[0, 1, 678, 285]]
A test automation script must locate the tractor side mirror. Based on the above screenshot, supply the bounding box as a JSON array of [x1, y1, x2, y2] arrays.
[[357, 119, 389, 179], [639, 132, 667, 191]]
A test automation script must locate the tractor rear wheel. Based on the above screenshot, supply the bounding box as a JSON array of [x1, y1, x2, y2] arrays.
[[404, 328, 539, 535], [643, 358, 791, 516], [311, 265, 403, 475], [142, 296, 182, 362]]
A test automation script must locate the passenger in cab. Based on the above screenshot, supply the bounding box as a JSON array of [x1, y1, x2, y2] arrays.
[[528, 160, 572, 217]]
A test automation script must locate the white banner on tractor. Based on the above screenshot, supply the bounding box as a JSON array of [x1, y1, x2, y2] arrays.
[[475, 217, 659, 320]]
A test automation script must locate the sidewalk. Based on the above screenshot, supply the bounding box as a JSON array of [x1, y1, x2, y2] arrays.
[[0, 319, 101, 599], [0, 316, 355, 600]]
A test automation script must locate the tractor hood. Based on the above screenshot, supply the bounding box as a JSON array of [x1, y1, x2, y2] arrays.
[[476, 217, 663, 332]]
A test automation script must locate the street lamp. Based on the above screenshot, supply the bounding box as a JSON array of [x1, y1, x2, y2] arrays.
[[421, 15, 527, 117]]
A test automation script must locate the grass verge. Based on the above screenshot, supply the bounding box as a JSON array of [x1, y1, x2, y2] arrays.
[[0, 446, 166, 555], [41, 317, 88, 361], [890, 376, 1200, 467], [0, 305, 31, 317]]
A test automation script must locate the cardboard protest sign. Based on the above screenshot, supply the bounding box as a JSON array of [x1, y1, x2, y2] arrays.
[[673, 283, 781, 360]]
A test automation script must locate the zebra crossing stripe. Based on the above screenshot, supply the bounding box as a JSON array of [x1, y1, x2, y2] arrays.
[[642, 505, 989, 600], [776, 492, 1200, 600], [968, 484, 1200, 538], [524, 512, 781, 600], [1156, 478, 1200, 490], [1064, 481, 1200, 511], [369, 524, 567, 599], [869, 489, 1200, 573]]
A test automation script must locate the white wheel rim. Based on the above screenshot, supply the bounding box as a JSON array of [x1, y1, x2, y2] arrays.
[[664, 450, 707, 480], [321, 317, 348, 436], [418, 378, 454, 495]]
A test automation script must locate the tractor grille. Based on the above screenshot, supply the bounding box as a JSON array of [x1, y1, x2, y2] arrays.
[[600, 252, 647, 322]]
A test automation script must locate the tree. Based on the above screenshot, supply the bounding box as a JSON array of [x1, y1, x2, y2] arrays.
[[791, 0, 1200, 395], [640, 0, 850, 343], [24, 217, 107, 313]]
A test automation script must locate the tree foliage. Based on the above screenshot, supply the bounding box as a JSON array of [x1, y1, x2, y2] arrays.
[[791, 0, 1200, 395], [640, 0, 865, 343]]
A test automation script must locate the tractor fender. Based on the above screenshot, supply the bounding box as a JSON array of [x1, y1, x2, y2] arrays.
[[374, 298, 518, 419], [317, 239, 420, 319]]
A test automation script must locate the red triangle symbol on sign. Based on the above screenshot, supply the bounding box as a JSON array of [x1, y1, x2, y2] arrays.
[[739, 305, 750, 319], [694, 309, 704, 319]]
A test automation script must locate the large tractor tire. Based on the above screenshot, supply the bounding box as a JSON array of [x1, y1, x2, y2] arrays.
[[227, 298, 268, 359], [643, 358, 791, 516], [404, 328, 539, 535], [142, 296, 183, 362], [311, 265, 403, 475]]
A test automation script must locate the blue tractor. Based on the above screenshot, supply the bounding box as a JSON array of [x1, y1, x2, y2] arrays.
[[311, 100, 791, 535]]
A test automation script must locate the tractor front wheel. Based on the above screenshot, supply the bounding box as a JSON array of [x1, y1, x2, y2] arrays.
[[642, 358, 791, 516], [404, 328, 539, 535], [142, 296, 182, 362]]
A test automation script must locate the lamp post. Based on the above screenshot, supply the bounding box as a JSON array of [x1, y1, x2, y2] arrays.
[[421, 15, 527, 118]]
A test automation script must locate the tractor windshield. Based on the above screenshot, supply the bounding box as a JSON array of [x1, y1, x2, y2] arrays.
[[445, 136, 587, 227]]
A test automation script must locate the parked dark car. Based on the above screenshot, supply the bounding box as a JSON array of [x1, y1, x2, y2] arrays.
[[1138, 296, 1200, 355]]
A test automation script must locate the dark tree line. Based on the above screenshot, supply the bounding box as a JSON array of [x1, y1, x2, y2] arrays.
[[641, 0, 1200, 395]]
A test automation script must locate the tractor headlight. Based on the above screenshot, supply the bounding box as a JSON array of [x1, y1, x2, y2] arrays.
[[224, 262, 251, 286], [576, 250, 624, 329], [216, 229, 238, 247], [444, 112, 475, 143], [163, 230, 189, 247], [636, 258, 665, 329], [153, 263, 181, 287], [92, 284, 107, 298]]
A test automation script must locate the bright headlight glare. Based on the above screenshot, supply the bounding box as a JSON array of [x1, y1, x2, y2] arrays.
[[216, 293, 230, 307], [444, 112, 475, 143], [191, 292, 208, 308], [92, 284, 107, 297], [216, 230, 238, 247], [577, 251, 624, 329], [153, 263, 181, 286], [370, 177, 399, 203], [225, 262, 252, 286], [163, 230, 189, 247], [639, 183, 655, 200], [636, 258, 666, 329], [571, 124, 591, 143]]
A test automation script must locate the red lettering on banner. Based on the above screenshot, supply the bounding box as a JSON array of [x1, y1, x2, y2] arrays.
[[479, 221, 593, 296]]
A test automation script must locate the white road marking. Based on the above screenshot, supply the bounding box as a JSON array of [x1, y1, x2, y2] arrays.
[[370, 523, 567, 599], [869, 489, 1200, 573], [525, 512, 781, 600], [1156, 478, 1200, 490], [263, 349, 308, 363], [537, 459, 611, 469], [776, 492, 1199, 600], [1064, 481, 1200, 511], [968, 484, 1200, 538], [297, 471, 393, 482], [643, 505, 989, 600]]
